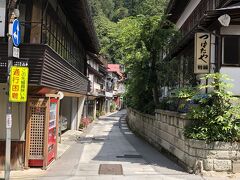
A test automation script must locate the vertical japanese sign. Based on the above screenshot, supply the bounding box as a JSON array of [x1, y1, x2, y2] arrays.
[[194, 33, 211, 74], [0, 0, 6, 37], [9, 66, 29, 102]]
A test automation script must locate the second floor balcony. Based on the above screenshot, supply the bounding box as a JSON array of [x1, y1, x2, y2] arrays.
[[0, 43, 89, 94]]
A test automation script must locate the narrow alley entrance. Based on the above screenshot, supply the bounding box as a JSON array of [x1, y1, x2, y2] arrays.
[[37, 110, 205, 180]]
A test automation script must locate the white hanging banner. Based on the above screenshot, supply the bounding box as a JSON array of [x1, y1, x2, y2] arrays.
[[0, 0, 6, 37], [194, 32, 211, 74]]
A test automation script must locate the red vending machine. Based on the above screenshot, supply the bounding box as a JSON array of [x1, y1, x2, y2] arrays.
[[47, 98, 58, 165], [26, 97, 59, 168]]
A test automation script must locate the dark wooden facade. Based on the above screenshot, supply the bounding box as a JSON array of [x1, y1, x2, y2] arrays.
[[0, 141, 25, 170], [167, 0, 238, 37], [165, 0, 240, 62], [58, 0, 99, 53], [166, 0, 191, 23], [1, 0, 99, 85], [163, 0, 240, 90], [180, 0, 235, 37], [0, 0, 98, 170], [0, 43, 89, 94], [164, 0, 240, 87]]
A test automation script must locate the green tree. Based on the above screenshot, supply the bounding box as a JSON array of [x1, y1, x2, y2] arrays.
[[88, 0, 177, 113], [100, 0, 115, 19], [105, 15, 178, 113], [88, 0, 103, 16], [140, 16, 179, 104], [124, 0, 168, 16], [93, 15, 116, 61], [135, 0, 168, 16], [114, 0, 125, 9], [112, 7, 129, 22]]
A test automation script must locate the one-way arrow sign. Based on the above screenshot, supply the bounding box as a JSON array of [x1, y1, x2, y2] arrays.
[[12, 19, 21, 47]]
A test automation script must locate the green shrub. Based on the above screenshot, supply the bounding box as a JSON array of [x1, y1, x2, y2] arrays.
[[174, 86, 197, 100], [100, 111, 105, 116], [184, 73, 240, 142], [174, 86, 197, 112], [96, 110, 100, 118], [158, 87, 197, 112], [110, 103, 116, 112]]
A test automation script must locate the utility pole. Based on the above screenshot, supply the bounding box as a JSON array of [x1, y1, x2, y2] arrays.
[[5, 0, 17, 179]]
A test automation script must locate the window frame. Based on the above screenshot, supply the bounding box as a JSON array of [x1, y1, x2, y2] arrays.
[[41, 1, 86, 72], [222, 35, 240, 67]]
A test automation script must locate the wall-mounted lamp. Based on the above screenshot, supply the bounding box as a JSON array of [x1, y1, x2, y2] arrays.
[[218, 14, 231, 27]]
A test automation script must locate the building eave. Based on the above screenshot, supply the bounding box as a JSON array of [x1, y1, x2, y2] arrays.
[[87, 52, 104, 65], [164, 5, 240, 61], [166, 0, 191, 23], [58, 0, 100, 53]]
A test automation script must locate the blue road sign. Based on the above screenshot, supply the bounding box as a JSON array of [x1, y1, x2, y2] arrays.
[[12, 19, 21, 47]]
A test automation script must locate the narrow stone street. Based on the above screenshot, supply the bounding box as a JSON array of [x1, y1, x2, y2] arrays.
[[33, 110, 206, 180]]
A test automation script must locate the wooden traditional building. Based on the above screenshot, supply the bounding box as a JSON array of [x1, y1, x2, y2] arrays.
[[165, 0, 240, 94], [0, 0, 99, 170], [107, 64, 125, 110], [86, 53, 108, 120]]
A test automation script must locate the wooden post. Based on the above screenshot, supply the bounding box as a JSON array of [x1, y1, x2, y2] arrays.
[[24, 99, 32, 168]]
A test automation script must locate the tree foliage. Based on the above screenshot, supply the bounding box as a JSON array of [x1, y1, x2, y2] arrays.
[[104, 15, 179, 113], [89, 0, 177, 114], [93, 15, 116, 60], [125, 0, 167, 16], [185, 73, 240, 142]]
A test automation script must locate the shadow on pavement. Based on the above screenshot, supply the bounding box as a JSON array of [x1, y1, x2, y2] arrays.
[[80, 110, 192, 177]]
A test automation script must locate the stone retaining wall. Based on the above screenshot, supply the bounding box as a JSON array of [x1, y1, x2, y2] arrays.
[[127, 108, 240, 173]]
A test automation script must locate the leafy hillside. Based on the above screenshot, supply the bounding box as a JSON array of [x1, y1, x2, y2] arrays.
[[89, 0, 168, 62], [88, 0, 179, 114]]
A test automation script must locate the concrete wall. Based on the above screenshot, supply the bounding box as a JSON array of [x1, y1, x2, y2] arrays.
[[127, 108, 240, 173], [71, 97, 78, 130], [60, 96, 86, 130], [77, 96, 86, 128], [220, 25, 240, 95], [0, 84, 26, 140], [60, 97, 72, 130], [220, 67, 240, 95]]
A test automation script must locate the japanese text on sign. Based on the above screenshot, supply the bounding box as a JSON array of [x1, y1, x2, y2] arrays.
[[9, 66, 29, 102], [194, 33, 211, 74]]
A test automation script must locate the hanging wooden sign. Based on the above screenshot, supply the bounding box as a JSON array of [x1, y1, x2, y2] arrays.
[[194, 32, 211, 74]]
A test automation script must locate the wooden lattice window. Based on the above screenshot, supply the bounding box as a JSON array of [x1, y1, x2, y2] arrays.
[[28, 99, 48, 160]]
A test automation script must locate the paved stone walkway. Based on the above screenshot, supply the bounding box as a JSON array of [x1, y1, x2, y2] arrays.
[[4, 110, 237, 179], [38, 110, 230, 180]]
